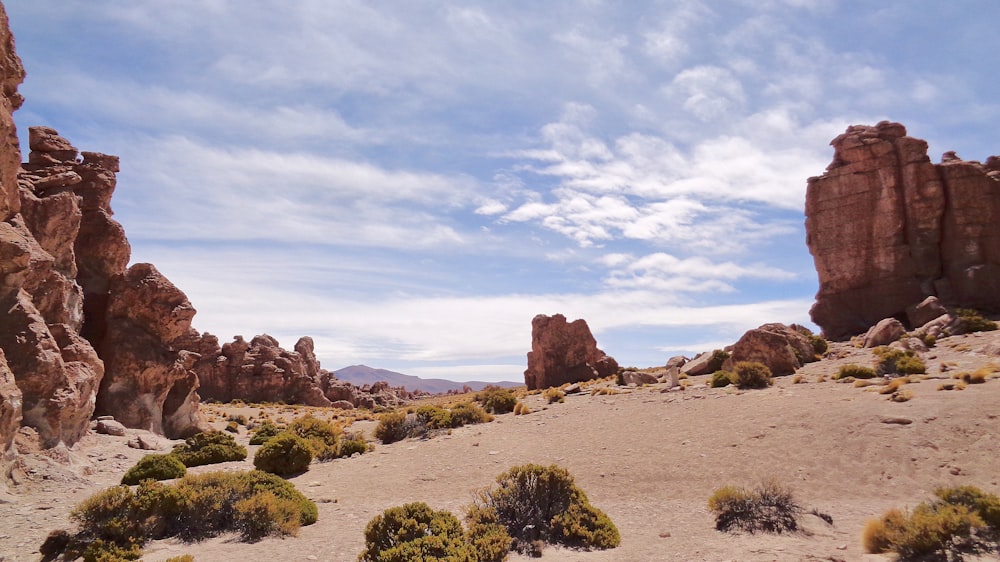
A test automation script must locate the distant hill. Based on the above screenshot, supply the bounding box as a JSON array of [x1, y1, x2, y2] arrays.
[[332, 365, 522, 394]]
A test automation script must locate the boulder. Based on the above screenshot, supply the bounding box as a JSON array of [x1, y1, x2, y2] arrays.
[[906, 296, 948, 329], [620, 370, 657, 386], [726, 323, 817, 377], [806, 121, 1000, 339], [863, 318, 906, 348], [523, 314, 618, 390], [680, 351, 716, 376], [95, 419, 126, 437]]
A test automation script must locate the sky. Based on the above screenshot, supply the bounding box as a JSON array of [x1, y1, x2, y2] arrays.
[[6, 1, 999, 383]]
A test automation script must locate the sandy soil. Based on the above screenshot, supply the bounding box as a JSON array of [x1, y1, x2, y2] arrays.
[[2, 332, 1000, 562]]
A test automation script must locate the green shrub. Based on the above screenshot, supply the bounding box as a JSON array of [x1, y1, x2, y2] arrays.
[[374, 410, 421, 444], [468, 464, 619, 554], [254, 433, 313, 475], [249, 421, 284, 445], [808, 334, 828, 356], [359, 502, 479, 562], [286, 415, 342, 460], [337, 436, 368, 458], [227, 414, 248, 425], [708, 480, 802, 533], [706, 349, 731, 372], [873, 347, 926, 375], [465, 505, 514, 562], [862, 485, 1000, 559], [709, 370, 733, 388], [475, 385, 518, 414], [121, 454, 186, 485], [449, 402, 493, 426], [171, 431, 247, 467], [835, 364, 877, 380], [732, 361, 773, 389], [956, 308, 998, 333], [416, 405, 455, 429]]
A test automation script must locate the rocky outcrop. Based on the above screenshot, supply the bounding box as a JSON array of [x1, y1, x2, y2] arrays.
[[96, 264, 203, 437], [725, 323, 818, 377], [523, 314, 618, 390], [194, 333, 408, 409], [806, 121, 1000, 339]]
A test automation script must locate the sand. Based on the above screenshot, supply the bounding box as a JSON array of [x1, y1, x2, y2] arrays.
[[2, 332, 1000, 562]]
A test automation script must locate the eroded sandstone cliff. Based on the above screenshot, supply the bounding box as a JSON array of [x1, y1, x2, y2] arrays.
[[806, 121, 1000, 339]]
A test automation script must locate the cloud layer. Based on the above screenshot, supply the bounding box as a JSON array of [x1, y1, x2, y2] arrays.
[[7, 1, 999, 381]]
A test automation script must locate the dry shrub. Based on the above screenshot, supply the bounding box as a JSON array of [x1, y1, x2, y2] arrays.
[[708, 480, 809, 534], [48, 471, 316, 560], [544, 388, 566, 403], [709, 370, 733, 388], [862, 486, 1000, 559], [286, 415, 342, 460], [791, 374, 804, 384], [706, 349, 731, 372], [938, 382, 966, 391], [732, 361, 772, 389], [954, 369, 989, 384], [873, 347, 926, 375], [449, 402, 493, 426], [956, 308, 998, 333], [878, 377, 909, 394], [468, 464, 620, 554], [475, 385, 518, 414], [854, 379, 876, 388], [889, 389, 914, 402], [836, 364, 877, 380], [513, 402, 531, 415]]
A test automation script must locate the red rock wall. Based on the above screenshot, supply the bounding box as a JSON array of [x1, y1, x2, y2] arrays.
[[806, 121, 1000, 339], [523, 313, 618, 390]]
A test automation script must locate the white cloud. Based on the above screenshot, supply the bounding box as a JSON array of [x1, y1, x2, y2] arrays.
[[667, 66, 747, 121]]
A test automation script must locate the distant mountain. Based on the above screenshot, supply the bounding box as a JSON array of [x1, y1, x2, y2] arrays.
[[332, 365, 522, 394]]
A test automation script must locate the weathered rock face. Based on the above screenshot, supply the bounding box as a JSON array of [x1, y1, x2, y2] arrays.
[[0, 2, 23, 223], [726, 323, 817, 377], [96, 263, 203, 438], [194, 333, 407, 409], [806, 121, 1000, 339], [523, 314, 619, 390]]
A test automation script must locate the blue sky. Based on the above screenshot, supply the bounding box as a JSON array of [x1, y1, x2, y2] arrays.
[[7, 1, 999, 382]]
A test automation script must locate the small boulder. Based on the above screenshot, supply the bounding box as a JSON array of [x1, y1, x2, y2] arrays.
[[95, 419, 127, 437], [863, 318, 906, 348], [620, 371, 657, 385], [726, 323, 817, 377], [680, 351, 715, 376], [906, 296, 948, 329]]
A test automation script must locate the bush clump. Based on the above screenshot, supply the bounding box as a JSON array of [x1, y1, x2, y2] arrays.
[[121, 454, 187, 485], [373, 410, 421, 444], [873, 347, 926, 376], [835, 364, 877, 380], [359, 502, 483, 562], [249, 421, 284, 445], [706, 349, 731, 372], [544, 388, 566, 403], [708, 480, 804, 534], [415, 405, 456, 429], [286, 415, 342, 460], [47, 471, 316, 560], [709, 370, 733, 388], [450, 401, 493, 426], [171, 431, 247, 467], [862, 486, 1000, 559], [468, 463, 620, 554], [475, 385, 518, 414], [732, 361, 773, 389], [956, 308, 998, 333], [253, 433, 313, 475]]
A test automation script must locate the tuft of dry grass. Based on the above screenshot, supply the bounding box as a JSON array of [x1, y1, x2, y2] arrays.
[[889, 390, 913, 403], [937, 382, 966, 391], [879, 377, 910, 395], [791, 374, 804, 384], [513, 402, 531, 415]]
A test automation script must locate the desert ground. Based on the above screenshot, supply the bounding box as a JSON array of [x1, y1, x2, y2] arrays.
[[2, 332, 1000, 562]]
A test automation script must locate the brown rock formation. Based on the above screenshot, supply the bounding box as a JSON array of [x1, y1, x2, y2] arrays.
[[96, 263, 203, 437], [194, 333, 407, 409], [726, 323, 817, 377], [523, 313, 619, 390], [806, 121, 1000, 339]]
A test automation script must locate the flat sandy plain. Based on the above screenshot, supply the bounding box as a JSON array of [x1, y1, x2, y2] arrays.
[[2, 332, 1000, 562]]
